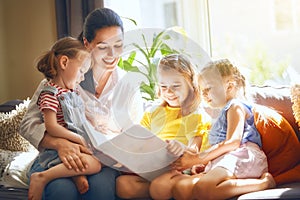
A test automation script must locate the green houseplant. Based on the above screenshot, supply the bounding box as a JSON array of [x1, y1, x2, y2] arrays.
[[118, 27, 186, 101]]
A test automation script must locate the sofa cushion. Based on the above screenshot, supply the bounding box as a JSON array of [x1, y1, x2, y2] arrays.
[[0, 147, 38, 189], [274, 164, 300, 186], [250, 85, 299, 140], [0, 150, 20, 178], [253, 105, 300, 185]]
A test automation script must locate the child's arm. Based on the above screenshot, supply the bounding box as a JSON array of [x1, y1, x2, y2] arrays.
[[187, 136, 202, 153], [43, 109, 85, 145], [199, 103, 246, 163], [185, 110, 211, 153], [172, 103, 246, 171]]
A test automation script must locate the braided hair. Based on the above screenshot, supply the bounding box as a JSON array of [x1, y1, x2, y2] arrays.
[[203, 59, 247, 99]]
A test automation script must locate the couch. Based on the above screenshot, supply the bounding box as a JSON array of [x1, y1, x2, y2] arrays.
[[0, 85, 299, 200], [235, 85, 300, 199]]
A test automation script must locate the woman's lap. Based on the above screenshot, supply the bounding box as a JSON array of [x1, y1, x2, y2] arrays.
[[29, 159, 121, 200], [83, 167, 121, 200], [44, 177, 79, 200]]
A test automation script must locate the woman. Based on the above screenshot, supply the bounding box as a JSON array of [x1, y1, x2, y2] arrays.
[[20, 8, 129, 200]]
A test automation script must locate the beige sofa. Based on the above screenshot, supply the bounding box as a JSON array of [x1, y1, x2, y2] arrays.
[[236, 85, 300, 199], [0, 85, 299, 199]]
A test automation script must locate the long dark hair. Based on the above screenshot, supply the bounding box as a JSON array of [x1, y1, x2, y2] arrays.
[[78, 8, 124, 44]]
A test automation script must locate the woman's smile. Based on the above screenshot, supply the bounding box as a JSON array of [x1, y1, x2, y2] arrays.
[[102, 57, 118, 65]]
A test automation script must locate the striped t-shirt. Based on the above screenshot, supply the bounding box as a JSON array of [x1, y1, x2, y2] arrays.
[[37, 82, 70, 127]]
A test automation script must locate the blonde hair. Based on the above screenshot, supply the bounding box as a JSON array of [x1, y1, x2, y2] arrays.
[[36, 37, 88, 79], [157, 54, 200, 116], [200, 59, 247, 99]]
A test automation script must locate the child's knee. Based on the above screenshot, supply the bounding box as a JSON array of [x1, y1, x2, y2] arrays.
[[172, 178, 193, 200], [116, 176, 134, 198], [87, 156, 101, 173], [149, 177, 163, 193], [192, 179, 213, 199], [149, 177, 171, 199]]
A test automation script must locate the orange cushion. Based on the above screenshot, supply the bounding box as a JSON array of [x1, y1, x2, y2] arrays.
[[253, 105, 300, 184]]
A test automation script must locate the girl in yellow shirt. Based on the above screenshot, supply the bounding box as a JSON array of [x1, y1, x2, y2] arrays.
[[116, 54, 211, 199]]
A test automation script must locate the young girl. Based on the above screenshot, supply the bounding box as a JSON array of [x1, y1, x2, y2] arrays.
[[28, 37, 101, 200], [21, 8, 126, 199], [116, 54, 211, 199], [172, 59, 276, 200]]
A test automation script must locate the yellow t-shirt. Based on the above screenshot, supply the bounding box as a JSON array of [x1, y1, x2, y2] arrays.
[[140, 104, 211, 152]]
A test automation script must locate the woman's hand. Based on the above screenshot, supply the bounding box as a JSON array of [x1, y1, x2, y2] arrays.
[[172, 149, 202, 171], [56, 138, 93, 172]]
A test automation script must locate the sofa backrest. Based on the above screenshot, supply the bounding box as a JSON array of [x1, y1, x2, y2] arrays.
[[250, 85, 300, 141], [1, 85, 299, 142]]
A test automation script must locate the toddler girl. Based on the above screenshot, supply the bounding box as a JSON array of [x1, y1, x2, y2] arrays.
[[28, 37, 101, 200]]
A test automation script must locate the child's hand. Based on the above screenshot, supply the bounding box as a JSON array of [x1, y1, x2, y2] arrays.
[[171, 149, 202, 171], [186, 147, 198, 154], [166, 140, 186, 157], [191, 164, 206, 175]]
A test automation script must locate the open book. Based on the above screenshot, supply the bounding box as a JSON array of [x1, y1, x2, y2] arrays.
[[82, 122, 179, 181], [78, 72, 180, 180]]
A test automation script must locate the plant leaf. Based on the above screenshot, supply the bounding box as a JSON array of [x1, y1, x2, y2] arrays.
[[132, 43, 150, 64], [160, 43, 179, 55], [140, 82, 155, 100], [127, 51, 137, 65], [122, 60, 140, 72], [150, 30, 167, 57], [121, 16, 137, 26]]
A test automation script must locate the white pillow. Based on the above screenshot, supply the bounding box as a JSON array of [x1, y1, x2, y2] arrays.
[[0, 147, 38, 189], [0, 149, 20, 178]]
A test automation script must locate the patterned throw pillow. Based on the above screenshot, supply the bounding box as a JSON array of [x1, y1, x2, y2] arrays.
[[0, 99, 32, 151]]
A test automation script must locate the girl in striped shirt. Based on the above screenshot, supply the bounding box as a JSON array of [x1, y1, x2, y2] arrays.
[[28, 37, 101, 200]]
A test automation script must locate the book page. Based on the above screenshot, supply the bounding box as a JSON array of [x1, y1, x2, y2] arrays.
[[83, 123, 179, 181]]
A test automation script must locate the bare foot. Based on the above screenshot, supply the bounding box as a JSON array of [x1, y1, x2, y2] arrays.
[[261, 172, 276, 189], [28, 172, 47, 200], [72, 175, 89, 194]]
